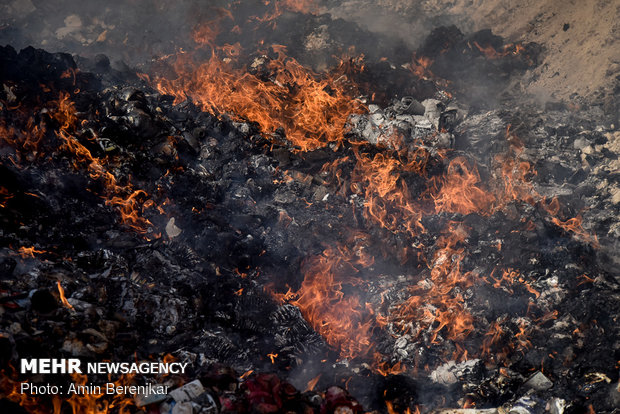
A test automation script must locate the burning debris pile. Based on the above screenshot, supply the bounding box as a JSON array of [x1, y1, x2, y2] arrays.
[[1, 1, 619, 413]]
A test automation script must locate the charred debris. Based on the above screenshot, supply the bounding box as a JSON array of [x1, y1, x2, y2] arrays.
[[0, 6, 619, 414]]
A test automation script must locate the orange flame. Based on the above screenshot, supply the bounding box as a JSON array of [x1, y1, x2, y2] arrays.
[[473, 41, 527, 60], [56, 281, 74, 310], [431, 157, 495, 215], [305, 374, 321, 392], [388, 223, 475, 351], [143, 4, 595, 378], [410, 55, 435, 79], [289, 235, 375, 359], [0, 186, 14, 208], [1, 92, 160, 237], [154, 44, 365, 152], [15, 246, 47, 258]]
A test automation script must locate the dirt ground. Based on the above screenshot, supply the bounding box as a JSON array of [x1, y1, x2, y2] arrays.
[[328, 0, 620, 106]]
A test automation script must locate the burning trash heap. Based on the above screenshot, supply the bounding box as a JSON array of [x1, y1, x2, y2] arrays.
[[0, 1, 619, 413]]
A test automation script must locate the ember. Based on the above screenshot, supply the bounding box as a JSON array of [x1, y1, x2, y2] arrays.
[[0, 1, 618, 414]]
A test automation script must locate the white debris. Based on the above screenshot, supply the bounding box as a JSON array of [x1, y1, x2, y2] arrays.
[[169, 379, 205, 403], [347, 96, 457, 151], [523, 371, 553, 391], [165, 217, 182, 238], [546, 398, 566, 414], [509, 396, 538, 414], [422, 99, 442, 129], [55, 15, 83, 39], [429, 359, 481, 385]]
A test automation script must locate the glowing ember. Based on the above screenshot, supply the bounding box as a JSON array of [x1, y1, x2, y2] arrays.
[[473, 41, 527, 60], [305, 374, 321, 392], [410, 55, 435, 80]]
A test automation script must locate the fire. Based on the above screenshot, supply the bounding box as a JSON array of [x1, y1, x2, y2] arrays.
[[387, 223, 475, 351], [386, 401, 419, 414], [15, 246, 47, 258], [290, 240, 375, 359], [240, 369, 254, 379], [374, 357, 406, 377], [486, 268, 540, 299], [1, 92, 160, 238], [273, 118, 592, 366], [56, 281, 74, 310], [0, 185, 14, 207], [551, 215, 599, 246], [410, 55, 435, 79], [482, 321, 505, 357], [0, 115, 46, 161], [150, 11, 592, 371], [495, 127, 597, 245], [2, 3, 603, 411], [473, 42, 527, 60], [577, 274, 595, 285], [154, 31, 365, 152], [349, 146, 432, 238], [280, 0, 319, 14], [251, 0, 319, 25], [305, 374, 321, 392], [431, 157, 495, 215], [514, 320, 532, 351]]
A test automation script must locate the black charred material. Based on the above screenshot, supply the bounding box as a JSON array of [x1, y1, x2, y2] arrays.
[[0, 33, 618, 414]]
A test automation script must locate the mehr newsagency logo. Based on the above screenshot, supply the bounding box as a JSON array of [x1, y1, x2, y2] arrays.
[[20, 358, 189, 375]]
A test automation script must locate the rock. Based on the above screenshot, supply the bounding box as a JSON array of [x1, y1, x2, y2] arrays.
[[573, 137, 588, 150]]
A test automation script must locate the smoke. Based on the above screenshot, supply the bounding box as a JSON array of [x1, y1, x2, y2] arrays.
[[0, 0, 249, 66], [0, 1, 465, 68], [325, 0, 467, 47]]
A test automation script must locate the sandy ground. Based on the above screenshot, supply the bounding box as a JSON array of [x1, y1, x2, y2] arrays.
[[328, 0, 620, 106]]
